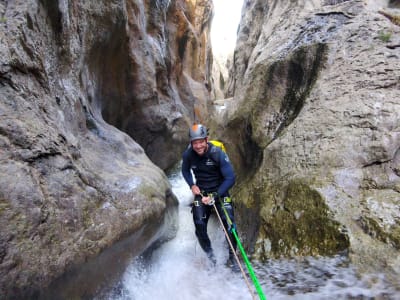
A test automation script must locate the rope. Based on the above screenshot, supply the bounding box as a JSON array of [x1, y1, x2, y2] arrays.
[[220, 205, 267, 300], [212, 203, 258, 300]]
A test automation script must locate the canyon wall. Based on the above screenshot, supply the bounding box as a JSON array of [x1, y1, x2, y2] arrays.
[[0, 0, 214, 297], [215, 0, 400, 286]]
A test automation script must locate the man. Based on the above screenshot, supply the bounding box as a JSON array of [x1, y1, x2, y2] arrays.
[[181, 123, 239, 271]]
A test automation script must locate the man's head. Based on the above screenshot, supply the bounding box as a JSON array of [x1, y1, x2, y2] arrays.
[[189, 124, 208, 156]]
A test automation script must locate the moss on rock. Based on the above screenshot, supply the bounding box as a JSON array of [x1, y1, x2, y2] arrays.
[[358, 216, 400, 249], [253, 180, 349, 260]]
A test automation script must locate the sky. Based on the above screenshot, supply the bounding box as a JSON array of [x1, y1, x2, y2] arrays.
[[210, 0, 244, 56]]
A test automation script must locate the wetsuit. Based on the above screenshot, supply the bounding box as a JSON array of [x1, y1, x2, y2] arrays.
[[181, 142, 237, 258]]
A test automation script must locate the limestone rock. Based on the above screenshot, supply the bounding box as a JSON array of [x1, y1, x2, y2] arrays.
[[218, 0, 400, 285], [0, 0, 216, 297]]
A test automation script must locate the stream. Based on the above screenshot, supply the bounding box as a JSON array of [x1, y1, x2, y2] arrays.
[[98, 170, 399, 300]]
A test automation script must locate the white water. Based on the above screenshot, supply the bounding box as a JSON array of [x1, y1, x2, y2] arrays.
[[102, 170, 399, 300]]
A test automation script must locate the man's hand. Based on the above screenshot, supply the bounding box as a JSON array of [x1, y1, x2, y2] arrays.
[[201, 195, 215, 206], [201, 195, 211, 205], [191, 184, 201, 196]]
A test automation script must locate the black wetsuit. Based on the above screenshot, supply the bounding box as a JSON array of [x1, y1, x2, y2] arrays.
[[181, 142, 237, 257]]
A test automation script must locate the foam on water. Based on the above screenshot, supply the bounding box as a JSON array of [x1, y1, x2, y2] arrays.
[[102, 170, 399, 300]]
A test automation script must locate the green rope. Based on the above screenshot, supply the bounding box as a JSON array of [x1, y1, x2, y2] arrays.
[[221, 206, 267, 300]]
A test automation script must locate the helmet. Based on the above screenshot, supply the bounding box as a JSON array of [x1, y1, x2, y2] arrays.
[[189, 124, 208, 141]]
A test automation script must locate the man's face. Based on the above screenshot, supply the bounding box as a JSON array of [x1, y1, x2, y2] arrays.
[[192, 138, 208, 156]]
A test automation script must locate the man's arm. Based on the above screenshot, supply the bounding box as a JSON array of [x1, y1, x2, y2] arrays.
[[217, 151, 236, 196], [181, 151, 194, 187]]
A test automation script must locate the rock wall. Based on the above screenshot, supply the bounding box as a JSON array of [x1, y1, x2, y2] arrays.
[[99, 0, 215, 170], [2, 0, 399, 296], [0, 0, 213, 297], [217, 0, 400, 286]]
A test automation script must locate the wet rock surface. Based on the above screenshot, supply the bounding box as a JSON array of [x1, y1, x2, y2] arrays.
[[216, 0, 400, 287], [0, 0, 214, 297]]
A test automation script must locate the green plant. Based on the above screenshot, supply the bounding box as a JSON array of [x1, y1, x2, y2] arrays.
[[378, 30, 392, 42]]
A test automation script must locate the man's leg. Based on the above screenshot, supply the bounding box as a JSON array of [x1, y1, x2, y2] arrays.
[[217, 198, 240, 271], [192, 197, 215, 264]]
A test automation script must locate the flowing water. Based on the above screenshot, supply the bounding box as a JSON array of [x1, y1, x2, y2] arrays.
[[100, 170, 399, 300]]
